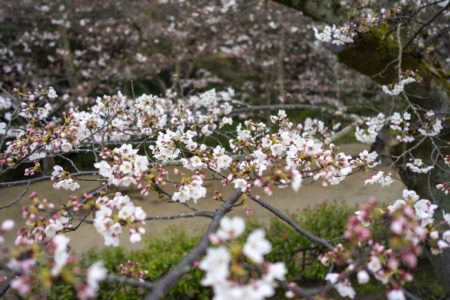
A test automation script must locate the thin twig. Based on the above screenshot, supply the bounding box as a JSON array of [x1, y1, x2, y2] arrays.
[[106, 274, 153, 289], [145, 211, 214, 221], [0, 171, 98, 188], [0, 181, 30, 209]]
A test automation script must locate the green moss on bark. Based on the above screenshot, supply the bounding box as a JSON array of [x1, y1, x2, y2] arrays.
[[337, 27, 423, 85]]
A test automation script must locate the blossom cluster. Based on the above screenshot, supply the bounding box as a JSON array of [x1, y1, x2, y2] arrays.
[[1, 88, 235, 173], [94, 144, 149, 187], [313, 23, 356, 45], [0, 219, 15, 246], [381, 77, 416, 96], [14, 192, 72, 245], [318, 189, 450, 299], [355, 113, 385, 144], [172, 175, 207, 203], [119, 260, 149, 282], [51, 165, 81, 191], [406, 158, 434, 174], [7, 230, 107, 299], [390, 111, 414, 142], [4, 87, 437, 201], [200, 216, 286, 300], [94, 192, 147, 246], [356, 109, 443, 146], [364, 171, 394, 187], [417, 110, 443, 137]]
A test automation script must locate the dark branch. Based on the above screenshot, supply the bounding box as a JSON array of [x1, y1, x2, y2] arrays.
[[232, 103, 360, 121], [403, 1, 450, 50], [0, 181, 30, 209], [250, 195, 335, 251], [146, 211, 214, 221], [145, 190, 243, 300], [0, 171, 99, 188], [106, 274, 153, 289]]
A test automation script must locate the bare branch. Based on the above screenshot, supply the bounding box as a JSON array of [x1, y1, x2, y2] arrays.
[[0, 181, 30, 209], [145, 189, 243, 300], [403, 1, 450, 50], [145, 211, 214, 221], [232, 103, 361, 121], [250, 195, 335, 251], [0, 171, 99, 188]]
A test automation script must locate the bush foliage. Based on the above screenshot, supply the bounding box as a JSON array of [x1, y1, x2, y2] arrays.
[[49, 201, 354, 299]]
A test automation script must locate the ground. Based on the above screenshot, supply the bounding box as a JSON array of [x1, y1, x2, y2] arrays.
[[0, 143, 404, 255]]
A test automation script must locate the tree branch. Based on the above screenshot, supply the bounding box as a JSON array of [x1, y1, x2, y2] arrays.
[[232, 103, 361, 121], [145, 189, 243, 300], [0, 181, 30, 209], [403, 1, 450, 50], [145, 211, 214, 221], [0, 171, 99, 188], [250, 195, 335, 251]]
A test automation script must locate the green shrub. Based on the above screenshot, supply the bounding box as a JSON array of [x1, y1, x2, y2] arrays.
[[50, 226, 211, 299], [49, 201, 366, 299], [261, 201, 354, 281]]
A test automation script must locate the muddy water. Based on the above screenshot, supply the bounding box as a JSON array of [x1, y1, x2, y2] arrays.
[[0, 143, 405, 254]]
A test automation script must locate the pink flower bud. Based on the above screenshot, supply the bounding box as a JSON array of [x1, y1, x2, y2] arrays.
[[349, 216, 359, 226], [388, 257, 399, 270], [358, 228, 371, 240], [401, 251, 417, 268], [403, 205, 415, 218], [390, 219, 403, 235], [285, 291, 295, 298], [208, 233, 220, 244], [319, 254, 330, 266], [357, 270, 370, 284]]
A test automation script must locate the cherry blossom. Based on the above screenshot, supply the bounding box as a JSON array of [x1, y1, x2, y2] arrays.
[[216, 216, 245, 241], [243, 229, 272, 264]]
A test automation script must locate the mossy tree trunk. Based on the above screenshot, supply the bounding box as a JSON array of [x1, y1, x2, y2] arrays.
[[273, 0, 450, 292]]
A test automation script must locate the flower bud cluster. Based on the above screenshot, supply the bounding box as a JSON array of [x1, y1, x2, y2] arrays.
[[15, 192, 66, 245], [7, 229, 106, 300], [119, 260, 148, 282], [436, 182, 449, 195]]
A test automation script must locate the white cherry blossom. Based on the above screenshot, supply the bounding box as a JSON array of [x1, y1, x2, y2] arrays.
[[216, 216, 245, 241], [243, 229, 271, 263]]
